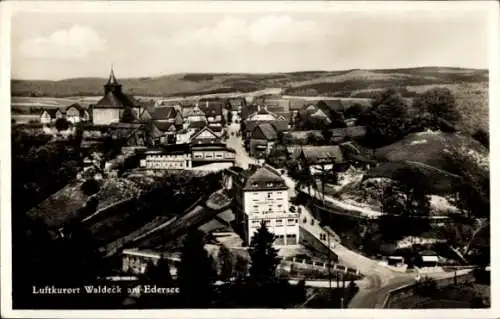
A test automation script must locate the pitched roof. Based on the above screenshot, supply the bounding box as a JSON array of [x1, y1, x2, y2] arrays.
[[199, 101, 223, 117], [274, 112, 291, 122], [228, 98, 246, 110], [66, 103, 86, 113], [94, 91, 138, 109], [188, 120, 208, 130], [298, 146, 345, 164], [190, 126, 220, 143], [252, 123, 278, 141], [247, 108, 279, 121], [241, 104, 259, 120], [41, 108, 60, 118], [153, 121, 177, 132], [185, 106, 206, 117], [243, 164, 287, 191], [151, 106, 178, 120]]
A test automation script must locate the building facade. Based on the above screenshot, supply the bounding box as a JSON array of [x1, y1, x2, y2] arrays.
[[224, 164, 299, 246], [91, 68, 142, 125], [139, 145, 192, 170]]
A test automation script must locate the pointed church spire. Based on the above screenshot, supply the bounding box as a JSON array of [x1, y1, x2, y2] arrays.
[[107, 64, 119, 85], [104, 64, 122, 95]]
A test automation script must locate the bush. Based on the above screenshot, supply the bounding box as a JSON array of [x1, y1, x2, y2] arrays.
[[55, 118, 70, 131], [81, 179, 100, 196], [415, 277, 438, 297]]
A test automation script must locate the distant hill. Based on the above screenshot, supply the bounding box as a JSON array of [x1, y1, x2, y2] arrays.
[[11, 67, 487, 98]]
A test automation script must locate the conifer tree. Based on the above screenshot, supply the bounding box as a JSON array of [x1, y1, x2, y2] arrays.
[[177, 230, 216, 307], [248, 221, 280, 284]]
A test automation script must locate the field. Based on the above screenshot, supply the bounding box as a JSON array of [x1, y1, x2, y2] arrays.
[[12, 67, 486, 98]]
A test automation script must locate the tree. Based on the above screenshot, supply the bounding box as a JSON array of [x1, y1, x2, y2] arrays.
[[233, 255, 249, 280], [177, 230, 216, 307], [413, 87, 461, 125], [55, 118, 70, 131], [81, 178, 100, 196], [321, 128, 333, 144], [378, 167, 431, 241], [360, 89, 409, 148], [345, 103, 365, 119], [248, 221, 280, 284], [414, 277, 437, 297], [218, 245, 234, 281]]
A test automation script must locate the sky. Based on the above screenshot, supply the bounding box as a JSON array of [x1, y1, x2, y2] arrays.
[[10, 3, 491, 80]]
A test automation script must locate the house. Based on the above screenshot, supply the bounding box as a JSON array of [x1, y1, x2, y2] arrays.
[[185, 106, 208, 128], [138, 144, 192, 170], [417, 250, 440, 268], [65, 103, 89, 123], [190, 126, 235, 164], [294, 145, 349, 174], [223, 164, 298, 246], [296, 104, 333, 129], [190, 126, 221, 145], [241, 104, 259, 121], [151, 106, 183, 131], [199, 100, 224, 124], [227, 98, 246, 111], [137, 99, 155, 123], [56, 109, 66, 119], [244, 107, 289, 138], [91, 68, 142, 125], [249, 123, 278, 158], [152, 121, 178, 145], [40, 109, 58, 124]]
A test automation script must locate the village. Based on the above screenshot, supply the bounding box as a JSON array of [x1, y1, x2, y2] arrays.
[[10, 66, 490, 309]]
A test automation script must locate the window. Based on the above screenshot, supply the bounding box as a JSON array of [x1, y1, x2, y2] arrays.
[[216, 154, 223, 158], [253, 205, 258, 209], [267, 193, 272, 198], [277, 204, 283, 208]]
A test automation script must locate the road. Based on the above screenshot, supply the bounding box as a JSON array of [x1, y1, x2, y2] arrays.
[[226, 122, 257, 169], [224, 124, 466, 308]]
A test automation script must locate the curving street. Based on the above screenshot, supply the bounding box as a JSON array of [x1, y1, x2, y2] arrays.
[[224, 122, 472, 308]]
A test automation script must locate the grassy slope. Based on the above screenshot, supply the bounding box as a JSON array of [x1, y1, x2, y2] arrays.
[[12, 67, 487, 97], [368, 131, 489, 193]]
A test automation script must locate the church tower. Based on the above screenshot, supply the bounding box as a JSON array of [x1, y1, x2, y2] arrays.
[[104, 66, 122, 95]]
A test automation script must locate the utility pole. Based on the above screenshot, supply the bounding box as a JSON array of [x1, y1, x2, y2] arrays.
[[327, 232, 332, 292]]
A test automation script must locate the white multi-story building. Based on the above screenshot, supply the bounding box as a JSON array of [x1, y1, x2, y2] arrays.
[[139, 148, 192, 170], [225, 164, 299, 246]]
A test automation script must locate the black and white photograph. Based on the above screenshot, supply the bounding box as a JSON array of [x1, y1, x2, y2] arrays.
[[1, 1, 498, 317]]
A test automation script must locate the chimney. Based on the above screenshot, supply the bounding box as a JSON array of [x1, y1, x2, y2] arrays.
[[257, 105, 261, 112], [206, 101, 209, 108]]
